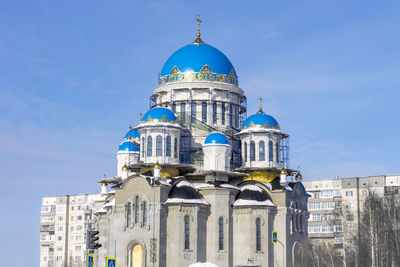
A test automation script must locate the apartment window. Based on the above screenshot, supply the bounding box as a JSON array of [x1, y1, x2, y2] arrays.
[[56, 256, 62, 261], [219, 217, 224, 250], [191, 102, 196, 122], [57, 226, 63, 231], [77, 215, 82, 220], [147, 136, 153, 157], [57, 246, 62, 251], [250, 141, 255, 162], [184, 215, 190, 250], [346, 214, 354, 221], [166, 136, 171, 157], [373, 189, 380, 195], [57, 236, 62, 241], [221, 103, 226, 125], [363, 190, 368, 196], [156, 135, 162, 156], [58, 216, 63, 221], [334, 237, 343, 244], [135, 196, 140, 224], [77, 205, 81, 210], [256, 218, 261, 252], [202, 101, 207, 123], [345, 191, 353, 197], [335, 201, 341, 208], [71, 206, 74, 211], [76, 225, 82, 230], [268, 141, 273, 161], [314, 193, 320, 199], [345, 202, 354, 209], [180, 102, 186, 123], [76, 235, 81, 241], [76, 246, 81, 251], [174, 137, 178, 158], [70, 226, 74, 231], [334, 225, 342, 232], [347, 226, 354, 232], [308, 202, 321, 210], [57, 206, 63, 212], [259, 141, 265, 161], [321, 190, 334, 198], [310, 214, 321, 221]]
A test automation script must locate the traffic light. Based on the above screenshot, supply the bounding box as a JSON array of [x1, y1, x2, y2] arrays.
[[87, 230, 102, 249]]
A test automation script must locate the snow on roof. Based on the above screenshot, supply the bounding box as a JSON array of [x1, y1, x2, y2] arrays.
[[189, 262, 219, 267], [164, 198, 209, 205], [233, 199, 275, 207], [158, 178, 172, 186], [219, 184, 240, 190], [175, 180, 194, 188], [193, 183, 215, 189], [104, 199, 115, 208], [94, 206, 107, 215], [240, 184, 263, 192]]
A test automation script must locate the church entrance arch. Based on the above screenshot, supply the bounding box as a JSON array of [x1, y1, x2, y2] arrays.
[[128, 239, 146, 267]]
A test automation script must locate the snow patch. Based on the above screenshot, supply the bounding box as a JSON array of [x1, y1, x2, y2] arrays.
[[175, 180, 194, 188], [219, 184, 240, 190], [159, 178, 172, 186], [193, 183, 215, 189], [233, 199, 275, 207], [189, 262, 219, 267], [164, 198, 209, 205], [240, 184, 263, 192]]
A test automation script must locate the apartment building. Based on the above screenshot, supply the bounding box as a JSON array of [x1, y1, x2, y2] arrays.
[[40, 193, 106, 267], [303, 175, 400, 250]]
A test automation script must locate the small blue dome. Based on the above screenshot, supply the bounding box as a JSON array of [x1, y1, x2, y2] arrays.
[[141, 107, 177, 124], [124, 129, 140, 142], [204, 132, 229, 145], [159, 43, 238, 86], [243, 112, 280, 130], [118, 141, 139, 152]]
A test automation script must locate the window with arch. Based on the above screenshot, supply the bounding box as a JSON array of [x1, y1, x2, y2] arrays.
[[275, 143, 279, 162], [202, 101, 207, 123], [131, 244, 142, 267], [142, 202, 147, 226], [259, 141, 265, 161], [212, 102, 217, 124], [135, 196, 140, 224], [229, 104, 233, 127], [147, 136, 153, 157], [184, 215, 190, 250], [256, 218, 261, 251], [218, 217, 224, 250], [174, 137, 178, 158], [191, 102, 196, 122], [250, 141, 255, 162], [244, 142, 248, 162], [268, 140, 273, 162], [126, 202, 132, 227], [166, 136, 171, 157], [142, 137, 145, 157], [156, 135, 162, 156]]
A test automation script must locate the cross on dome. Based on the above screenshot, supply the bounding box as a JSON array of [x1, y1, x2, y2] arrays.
[[193, 14, 205, 44]]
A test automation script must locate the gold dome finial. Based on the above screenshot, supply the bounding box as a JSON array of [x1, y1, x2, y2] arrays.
[[193, 14, 205, 44], [281, 169, 287, 175], [215, 125, 219, 131], [122, 163, 128, 171], [296, 172, 303, 180], [154, 160, 161, 169], [258, 96, 263, 113]]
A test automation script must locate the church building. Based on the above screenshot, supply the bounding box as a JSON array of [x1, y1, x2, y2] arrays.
[[95, 18, 309, 267]]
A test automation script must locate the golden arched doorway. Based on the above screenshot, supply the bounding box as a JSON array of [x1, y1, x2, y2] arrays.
[[131, 244, 142, 267]]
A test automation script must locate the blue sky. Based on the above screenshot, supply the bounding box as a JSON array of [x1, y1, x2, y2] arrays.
[[1, 0, 399, 265]]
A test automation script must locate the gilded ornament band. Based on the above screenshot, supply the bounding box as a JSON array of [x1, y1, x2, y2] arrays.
[[158, 65, 238, 86]]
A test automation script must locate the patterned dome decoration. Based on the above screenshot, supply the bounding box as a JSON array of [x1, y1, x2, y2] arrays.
[[141, 107, 178, 125], [159, 43, 238, 86], [204, 132, 230, 146], [243, 112, 280, 130], [123, 129, 140, 143], [118, 140, 139, 152]]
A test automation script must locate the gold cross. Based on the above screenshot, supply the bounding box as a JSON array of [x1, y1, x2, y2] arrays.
[[258, 96, 263, 113], [196, 14, 202, 34]]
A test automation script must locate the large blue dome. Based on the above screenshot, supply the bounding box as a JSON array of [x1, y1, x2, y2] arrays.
[[204, 132, 229, 145], [118, 140, 139, 152], [159, 43, 238, 86], [243, 112, 280, 130], [141, 107, 177, 124]]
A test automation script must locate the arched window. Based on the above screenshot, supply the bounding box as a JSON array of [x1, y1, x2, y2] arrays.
[[147, 136, 153, 157], [126, 203, 132, 227], [131, 244, 142, 267], [174, 137, 178, 158], [256, 218, 261, 251], [202, 101, 207, 123], [135, 196, 140, 224], [191, 102, 196, 122], [142, 202, 147, 226], [250, 141, 255, 162], [184, 215, 190, 250], [166, 136, 171, 157], [219, 217, 224, 250], [229, 104, 233, 127], [142, 137, 145, 157], [268, 140, 273, 162], [244, 142, 247, 162], [275, 143, 279, 162], [221, 103, 226, 125], [156, 135, 162, 156], [259, 141, 265, 161]]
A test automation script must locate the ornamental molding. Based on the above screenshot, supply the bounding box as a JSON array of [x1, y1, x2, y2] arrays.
[[159, 65, 238, 86], [140, 115, 177, 125], [243, 121, 280, 130]]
